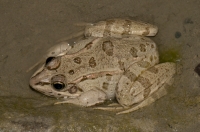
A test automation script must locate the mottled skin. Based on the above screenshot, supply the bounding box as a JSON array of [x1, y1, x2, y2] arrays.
[[30, 19, 176, 114]]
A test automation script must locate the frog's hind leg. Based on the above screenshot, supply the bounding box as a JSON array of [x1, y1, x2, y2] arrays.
[[116, 62, 176, 114], [116, 83, 168, 115], [95, 82, 169, 114], [93, 83, 168, 113]]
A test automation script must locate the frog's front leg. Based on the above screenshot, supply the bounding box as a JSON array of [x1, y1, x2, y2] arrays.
[[116, 62, 176, 114], [117, 82, 168, 114], [55, 89, 107, 107]]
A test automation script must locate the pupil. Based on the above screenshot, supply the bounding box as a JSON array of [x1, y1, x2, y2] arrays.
[[53, 82, 65, 90]]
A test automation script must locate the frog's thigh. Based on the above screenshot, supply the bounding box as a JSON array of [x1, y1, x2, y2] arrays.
[[116, 62, 176, 114], [116, 83, 168, 115], [55, 89, 107, 107], [94, 82, 169, 114], [116, 60, 153, 106]]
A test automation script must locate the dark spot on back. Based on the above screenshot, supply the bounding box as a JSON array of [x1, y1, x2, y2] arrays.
[[151, 44, 155, 48], [68, 70, 75, 75], [89, 57, 96, 68], [106, 74, 112, 76], [140, 44, 146, 52], [106, 74, 112, 81], [118, 61, 125, 71], [102, 82, 109, 90], [74, 57, 82, 64], [102, 41, 114, 56], [130, 47, 138, 57]]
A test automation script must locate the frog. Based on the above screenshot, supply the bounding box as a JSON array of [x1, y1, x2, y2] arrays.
[[29, 18, 176, 114]]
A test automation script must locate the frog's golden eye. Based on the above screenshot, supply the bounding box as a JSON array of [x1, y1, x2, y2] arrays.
[[51, 74, 66, 90], [46, 57, 61, 70]]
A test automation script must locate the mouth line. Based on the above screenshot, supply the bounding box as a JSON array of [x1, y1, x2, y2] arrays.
[[35, 82, 51, 86]]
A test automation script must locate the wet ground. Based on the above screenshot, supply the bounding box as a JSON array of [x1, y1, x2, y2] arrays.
[[1, 0, 200, 131]]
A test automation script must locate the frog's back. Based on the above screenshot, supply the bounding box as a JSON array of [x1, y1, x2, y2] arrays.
[[57, 36, 159, 82]]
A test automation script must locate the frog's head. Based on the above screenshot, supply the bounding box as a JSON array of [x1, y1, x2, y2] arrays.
[[29, 57, 83, 98]]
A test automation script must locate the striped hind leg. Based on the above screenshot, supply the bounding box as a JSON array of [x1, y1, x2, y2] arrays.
[[116, 62, 176, 114], [116, 82, 168, 114]]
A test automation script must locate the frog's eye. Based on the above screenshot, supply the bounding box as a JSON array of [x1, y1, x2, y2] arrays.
[[51, 74, 66, 90], [52, 81, 65, 90], [46, 57, 61, 70]]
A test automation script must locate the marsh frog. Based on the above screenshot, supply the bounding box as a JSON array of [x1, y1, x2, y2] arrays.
[[30, 19, 176, 114]]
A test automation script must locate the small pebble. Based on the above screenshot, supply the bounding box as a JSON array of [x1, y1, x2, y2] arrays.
[[175, 32, 181, 38], [194, 63, 200, 76]]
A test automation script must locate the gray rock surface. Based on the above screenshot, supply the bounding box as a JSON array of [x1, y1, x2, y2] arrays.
[[0, 0, 200, 131]]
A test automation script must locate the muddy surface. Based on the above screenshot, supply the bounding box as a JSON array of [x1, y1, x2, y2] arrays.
[[1, 0, 200, 131]]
